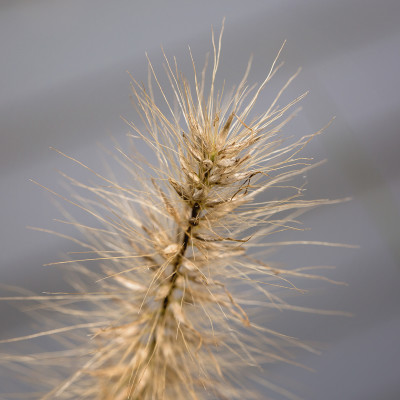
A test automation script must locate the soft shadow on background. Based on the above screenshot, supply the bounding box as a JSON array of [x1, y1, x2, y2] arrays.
[[1, 1, 400, 399]]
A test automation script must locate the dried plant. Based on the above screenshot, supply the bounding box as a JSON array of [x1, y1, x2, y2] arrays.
[[1, 23, 350, 399]]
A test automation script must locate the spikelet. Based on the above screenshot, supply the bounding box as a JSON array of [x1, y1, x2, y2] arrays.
[[0, 22, 349, 400]]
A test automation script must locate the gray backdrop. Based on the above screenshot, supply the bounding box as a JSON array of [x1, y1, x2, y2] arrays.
[[1, 1, 400, 399]]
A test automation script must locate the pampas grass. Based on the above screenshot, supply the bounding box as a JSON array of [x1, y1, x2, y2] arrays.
[[1, 22, 350, 399]]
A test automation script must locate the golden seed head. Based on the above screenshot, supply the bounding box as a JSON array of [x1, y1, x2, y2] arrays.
[[0, 22, 345, 400]]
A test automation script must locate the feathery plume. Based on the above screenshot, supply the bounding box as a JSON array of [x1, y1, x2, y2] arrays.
[[1, 22, 349, 399]]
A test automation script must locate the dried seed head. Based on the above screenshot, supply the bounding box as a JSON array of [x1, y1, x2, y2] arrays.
[[0, 22, 346, 400]]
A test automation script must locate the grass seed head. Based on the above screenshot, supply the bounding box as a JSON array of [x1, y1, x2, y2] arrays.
[[1, 22, 347, 400]]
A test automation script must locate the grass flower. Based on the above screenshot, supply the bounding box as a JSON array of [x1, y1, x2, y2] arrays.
[[1, 22, 350, 399]]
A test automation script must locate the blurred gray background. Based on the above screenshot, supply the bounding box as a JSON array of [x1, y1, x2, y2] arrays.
[[1, 0, 400, 398]]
